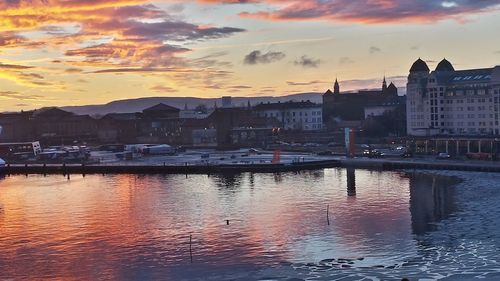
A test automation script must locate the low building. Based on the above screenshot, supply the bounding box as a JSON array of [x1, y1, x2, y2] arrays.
[[98, 113, 142, 143], [364, 104, 399, 119], [32, 108, 97, 144], [0, 111, 35, 143], [253, 100, 323, 131], [0, 108, 97, 145]]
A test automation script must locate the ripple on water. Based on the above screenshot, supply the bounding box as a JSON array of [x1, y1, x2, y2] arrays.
[[0, 170, 499, 280]]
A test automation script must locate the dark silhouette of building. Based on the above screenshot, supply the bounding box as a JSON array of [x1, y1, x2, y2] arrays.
[[0, 108, 97, 145], [206, 107, 277, 147], [322, 77, 399, 126], [97, 113, 142, 143], [0, 111, 34, 142]]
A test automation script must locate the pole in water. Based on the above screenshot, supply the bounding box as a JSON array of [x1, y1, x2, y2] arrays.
[[327, 204, 330, 225], [226, 220, 229, 225], [189, 234, 193, 263]]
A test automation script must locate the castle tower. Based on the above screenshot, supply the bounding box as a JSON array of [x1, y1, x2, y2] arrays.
[[333, 78, 340, 94], [407, 58, 430, 136]]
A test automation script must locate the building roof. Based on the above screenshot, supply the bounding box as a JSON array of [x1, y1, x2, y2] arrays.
[[253, 100, 320, 111], [434, 67, 494, 85], [142, 103, 180, 113], [102, 113, 141, 121], [435, 58, 455, 72], [410, 58, 430, 72], [33, 107, 73, 117]]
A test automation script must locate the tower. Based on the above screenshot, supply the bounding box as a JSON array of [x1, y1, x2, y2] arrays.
[[382, 76, 387, 93], [333, 78, 340, 94], [407, 58, 430, 136]]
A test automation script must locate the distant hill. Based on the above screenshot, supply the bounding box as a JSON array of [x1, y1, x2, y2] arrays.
[[61, 93, 323, 116]]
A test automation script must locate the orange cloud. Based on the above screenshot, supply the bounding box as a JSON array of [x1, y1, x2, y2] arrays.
[[0, 0, 245, 94]]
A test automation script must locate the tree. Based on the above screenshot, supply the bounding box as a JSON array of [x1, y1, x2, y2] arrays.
[[194, 104, 208, 113]]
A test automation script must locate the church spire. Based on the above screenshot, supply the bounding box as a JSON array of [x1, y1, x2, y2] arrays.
[[382, 76, 387, 93], [333, 78, 340, 94]]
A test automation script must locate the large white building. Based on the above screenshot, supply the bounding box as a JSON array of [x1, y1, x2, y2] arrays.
[[253, 101, 323, 131], [407, 58, 500, 136]]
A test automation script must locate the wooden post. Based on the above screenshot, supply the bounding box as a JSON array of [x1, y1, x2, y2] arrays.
[[327, 204, 330, 225], [189, 235, 193, 263]]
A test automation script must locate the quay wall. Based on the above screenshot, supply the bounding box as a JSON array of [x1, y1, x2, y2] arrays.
[[2, 159, 500, 175]]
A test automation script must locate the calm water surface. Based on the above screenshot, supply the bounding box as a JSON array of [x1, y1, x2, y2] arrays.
[[0, 169, 499, 280]]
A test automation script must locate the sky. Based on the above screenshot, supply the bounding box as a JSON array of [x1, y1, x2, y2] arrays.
[[0, 0, 499, 111]]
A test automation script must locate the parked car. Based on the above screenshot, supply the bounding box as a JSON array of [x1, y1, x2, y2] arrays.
[[304, 143, 321, 147], [328, 142, 342, 147], [363, 149, 385, 158], [436, 152, 451, 159]]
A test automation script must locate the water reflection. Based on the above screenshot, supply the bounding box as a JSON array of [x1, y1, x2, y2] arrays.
[[346, 168, 356, 196], [409, 174, 458, 235], [211, 173, 244, 190], [0, 170, 464, 280]]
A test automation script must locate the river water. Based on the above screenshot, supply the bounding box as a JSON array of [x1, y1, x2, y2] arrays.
[[0, 169, 499, 280]]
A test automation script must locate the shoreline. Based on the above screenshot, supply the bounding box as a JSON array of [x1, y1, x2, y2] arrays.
[[3, 157, 500, 175]]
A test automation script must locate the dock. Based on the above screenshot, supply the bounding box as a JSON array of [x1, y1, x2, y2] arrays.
[[3, 157, 500, 175]]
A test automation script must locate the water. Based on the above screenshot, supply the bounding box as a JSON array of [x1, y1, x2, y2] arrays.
[[0, 169, 499, 280]]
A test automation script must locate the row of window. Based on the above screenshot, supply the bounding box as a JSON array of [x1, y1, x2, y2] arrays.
[[285, 118, 322, 123], [262, 111, 321, 118]]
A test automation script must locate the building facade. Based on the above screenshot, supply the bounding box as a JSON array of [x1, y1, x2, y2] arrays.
[[406, 58, 500, 136], [253, 101, 323, 131], [322, 77, 399, 125]]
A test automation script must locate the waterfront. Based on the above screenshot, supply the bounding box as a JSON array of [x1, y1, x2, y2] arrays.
[[1, 170, 500, 280]]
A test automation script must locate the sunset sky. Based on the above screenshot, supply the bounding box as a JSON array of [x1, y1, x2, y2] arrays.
[[0, 0, 499, 111]]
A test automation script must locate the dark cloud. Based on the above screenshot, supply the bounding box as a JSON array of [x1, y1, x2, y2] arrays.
[[229, 85, 252, 89], [369, 46, 381, 54], [150, 85, 178, 93], [0, 91, 44, 100], [287, 80, 328, 86], [120, 20, 245, 42], [339, 56, 354, 64], [65, 68, 83, 73], [244, 50, 286, 65], [0, 62, 33, 69], [233, 0, 500, 24], [294, 55, 321, 68]]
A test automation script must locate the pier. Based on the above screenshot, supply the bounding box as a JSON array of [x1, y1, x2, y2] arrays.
[[3, 157, 500, 175]]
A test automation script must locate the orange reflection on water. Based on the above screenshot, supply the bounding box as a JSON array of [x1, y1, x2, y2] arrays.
[[0, 170, 450, 280]]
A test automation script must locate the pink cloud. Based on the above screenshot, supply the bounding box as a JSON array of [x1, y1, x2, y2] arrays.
[[197, 0, 500, 24]]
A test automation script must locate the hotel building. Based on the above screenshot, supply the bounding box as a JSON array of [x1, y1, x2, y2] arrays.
[[406, 58, 500, 136]]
